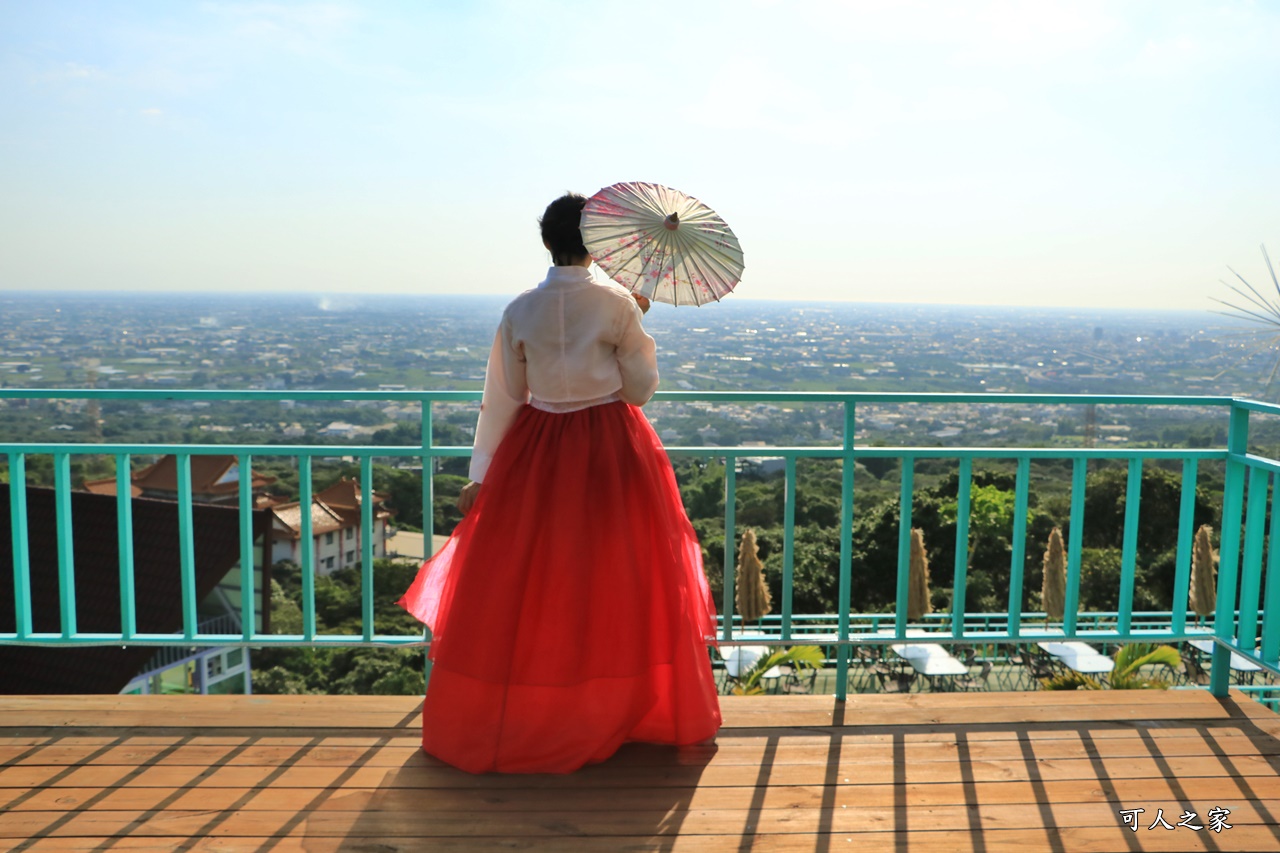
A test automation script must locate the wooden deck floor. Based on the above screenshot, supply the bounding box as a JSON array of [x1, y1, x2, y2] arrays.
[[2, 690, 1279, 852]]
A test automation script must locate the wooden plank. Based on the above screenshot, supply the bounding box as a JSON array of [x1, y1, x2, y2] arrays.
[[6, 722, 1277, 748], [2, 722, 1269, 747], [0, 711, 420, 729], [3, 691, 1277, 853], [2, 690, 1272, 730], [4, 751, 1278, 792], [732, 689, 1249, 711], [13, 827, 1280, 853], [3, 800, 1278, 838], [0, 695, 422, 713], [3, 730, 1278, 772], [725, 698, 1272, 728], [9, 774, 1280, 814]]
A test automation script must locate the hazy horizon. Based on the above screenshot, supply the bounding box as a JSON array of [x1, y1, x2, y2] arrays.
[[0, 286, 1234, 322]]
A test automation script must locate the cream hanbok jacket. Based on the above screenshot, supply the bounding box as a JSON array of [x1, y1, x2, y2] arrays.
[[469, 266, 659, 482]]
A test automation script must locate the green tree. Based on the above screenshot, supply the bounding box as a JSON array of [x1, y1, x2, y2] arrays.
[[1081, 466, 1218, 553]]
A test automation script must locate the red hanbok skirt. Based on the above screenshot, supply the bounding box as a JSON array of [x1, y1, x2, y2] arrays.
[[397, 400, 722, 774]]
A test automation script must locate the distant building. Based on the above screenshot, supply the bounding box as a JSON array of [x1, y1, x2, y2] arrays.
[[267, 478, 393, 575], [319, 421, 360, 437], [83, 455, 392, 574], [1, 487, 271, 696], [84, 455, 277, 504]]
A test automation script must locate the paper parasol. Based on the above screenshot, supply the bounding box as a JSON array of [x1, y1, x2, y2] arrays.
[[580, 181, 744, 306]]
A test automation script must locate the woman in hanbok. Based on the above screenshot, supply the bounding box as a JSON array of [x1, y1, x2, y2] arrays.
[[398, 192, 721, 774]]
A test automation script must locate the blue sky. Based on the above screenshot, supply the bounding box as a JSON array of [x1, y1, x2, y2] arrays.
[[1, 0, 1277, 308]]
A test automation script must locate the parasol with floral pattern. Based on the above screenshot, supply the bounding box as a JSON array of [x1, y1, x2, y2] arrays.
[[580, 181, 744, 306]]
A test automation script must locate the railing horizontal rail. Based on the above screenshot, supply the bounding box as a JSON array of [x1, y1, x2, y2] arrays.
[[1237, 452, 1280, 475], [0, 387, 1243, 406], [0, 621, 1253, 649], [1, 443, 1233, 461], [1230, 398, 1280, 416]]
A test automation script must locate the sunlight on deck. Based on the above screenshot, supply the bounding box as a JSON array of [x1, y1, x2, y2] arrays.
[[2, 691, 1279, 852]]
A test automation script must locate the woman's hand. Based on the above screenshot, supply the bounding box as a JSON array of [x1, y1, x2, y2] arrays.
[[633, 293, 651, 315], [458, 481, 481, 515]]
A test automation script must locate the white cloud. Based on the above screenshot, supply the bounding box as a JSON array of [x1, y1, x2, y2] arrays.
[[37, 62, 107, 84], [792, 0, 1120, 63], [1129, 35, 1203, 77], [199, 2, 361, 53]]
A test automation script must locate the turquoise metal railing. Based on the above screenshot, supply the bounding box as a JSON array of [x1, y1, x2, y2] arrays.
[[4, 389, 1280, 701]]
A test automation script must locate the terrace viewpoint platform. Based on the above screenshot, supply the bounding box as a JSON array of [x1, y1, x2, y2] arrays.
[[2, 690, 1279, 852]]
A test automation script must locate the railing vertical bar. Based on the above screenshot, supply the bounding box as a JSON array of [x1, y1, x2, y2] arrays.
[[1237, 465, 1269, 653], [1170, 458, 1198, 637], [115, 453, 136, 641], [421, 401, 435, 559], [8, 453, 32, 639], [1117, 457, 1143, 635], [1262, 473, 1280, 665], [175, 453, 197, 641], [835, 402, 855, 701], [238, 453, 255, 642], [361, 456, 375, 642], [420, 402, 434, 684], [1211, 405, 1249, 697], [299, 456, 317, 641], [951, 458, 972, 638], [721, 456, 737, 642], [1007, 456, 1030, 639], [1064, 458, 1087, 636], [781, 457, 797, 642], [894, 457, 914, 637], [53, 452, 77, 639]]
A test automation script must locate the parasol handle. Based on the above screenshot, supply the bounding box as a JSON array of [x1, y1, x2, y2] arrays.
[[663, 212, 679, 231]]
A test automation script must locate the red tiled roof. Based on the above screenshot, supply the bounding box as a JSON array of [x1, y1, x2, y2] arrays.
[[83, 456, 276, 499], [131, 455, 276, 495], [315, 477, 392, 525], [270, 499, 345, 538], [82, 478, 143, 498]]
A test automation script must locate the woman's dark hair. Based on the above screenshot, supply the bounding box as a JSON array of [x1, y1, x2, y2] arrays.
[[539, 193, 589, 265]]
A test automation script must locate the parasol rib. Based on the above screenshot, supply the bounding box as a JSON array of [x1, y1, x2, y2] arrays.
[[1226, 266, 1280, 320], [1216, 277, 1280, 319], [1262, 245, 1280, 294]]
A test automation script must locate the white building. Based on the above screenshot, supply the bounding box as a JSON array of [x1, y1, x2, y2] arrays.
[[268, 478, 393, 574]]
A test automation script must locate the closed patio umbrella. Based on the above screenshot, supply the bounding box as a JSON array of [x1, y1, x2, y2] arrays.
[[1189, 524, 1217, 622], [1042, 527, 1066, 623], [908, 528, 933, 622], [735, 528, 772, 623]]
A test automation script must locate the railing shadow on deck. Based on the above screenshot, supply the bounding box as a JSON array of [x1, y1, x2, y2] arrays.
[[3, 691, 1279, 850]]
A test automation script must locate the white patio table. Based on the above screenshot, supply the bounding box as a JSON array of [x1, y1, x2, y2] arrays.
[[1037, 641, 1116, 674], [720, 645, 783, 680], [898, 653, 969, 677], [889, 632, 969, 687], [1186, 638, 1262, 673]]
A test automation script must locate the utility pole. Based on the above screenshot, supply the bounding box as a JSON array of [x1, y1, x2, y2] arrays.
[[1083, 404, 1097, 448]]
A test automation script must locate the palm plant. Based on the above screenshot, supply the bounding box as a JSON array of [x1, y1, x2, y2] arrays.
[[1041, 671, 1102, 691], [1108, 642, 1182, 690], [1210, 244, 1280, 391], [730, 645, 824, 696]]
